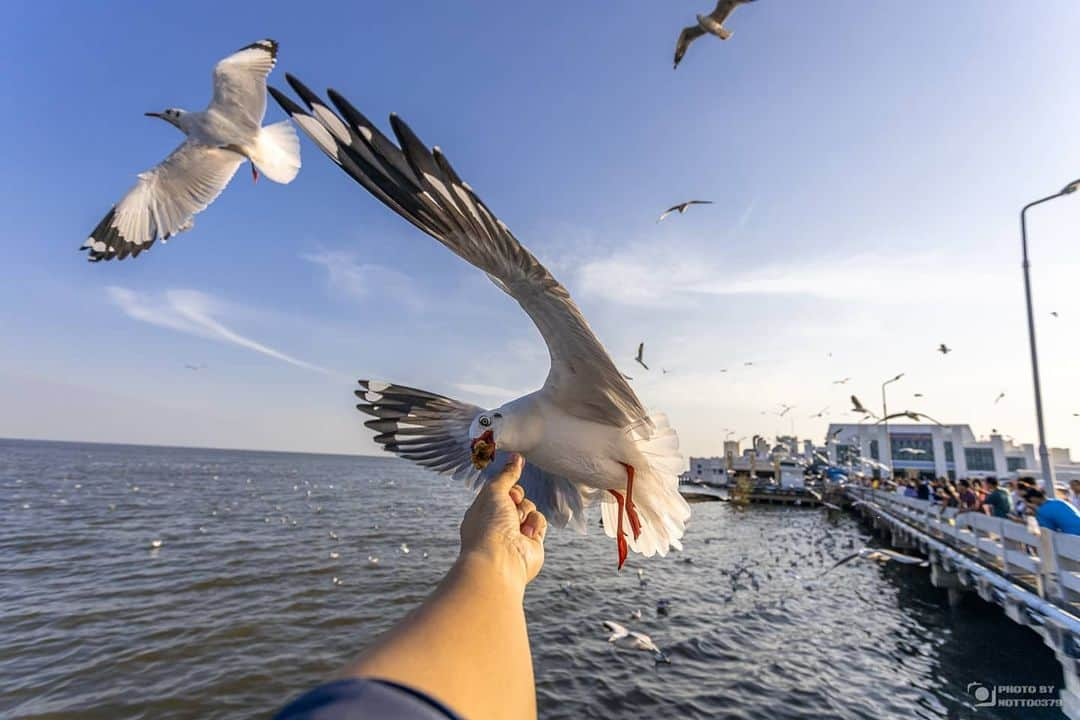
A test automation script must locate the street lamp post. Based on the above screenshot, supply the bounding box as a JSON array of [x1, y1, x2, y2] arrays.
[[881, 373, 905, 477], [1020, 180, 1079, 498]]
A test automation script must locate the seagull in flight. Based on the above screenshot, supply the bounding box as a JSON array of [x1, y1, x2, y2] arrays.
[[850, 395, 876, 418], [603, 621, 670, 663], [657, 200, 713, 223], [81, 40, 300, 262], [937, 343, 952, 355], [897, 448, 927, 456], [994, 392, 1006, 404], [778, 404, 794, 417], [273, 77, 690, 570], [809, 407, 829, 419], [1051, 311, 1059, 318], [634, 342, 650, 371], [673, 0, 758, 69], [824, 548, 928, 575], [184, 363, 207, 371], [832, 377, 851, 385]]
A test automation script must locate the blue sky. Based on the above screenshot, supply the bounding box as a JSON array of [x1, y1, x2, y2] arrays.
[[2, 1, 1079, 457]]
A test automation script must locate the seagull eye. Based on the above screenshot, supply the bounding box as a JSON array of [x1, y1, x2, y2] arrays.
[[479, 416, 492, 428]]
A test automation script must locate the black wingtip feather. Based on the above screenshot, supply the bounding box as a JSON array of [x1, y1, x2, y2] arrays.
[[268, 86, 306, 116], [284, 73, 323, 110]]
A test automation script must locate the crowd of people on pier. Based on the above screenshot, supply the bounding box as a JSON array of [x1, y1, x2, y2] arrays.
[[884, 475, 1080, 535]]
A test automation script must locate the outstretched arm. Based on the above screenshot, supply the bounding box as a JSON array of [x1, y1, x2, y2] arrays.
[[344, 454, 547, 720]]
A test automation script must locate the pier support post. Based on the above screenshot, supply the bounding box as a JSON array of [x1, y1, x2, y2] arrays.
[[930, 557, 966, 607]]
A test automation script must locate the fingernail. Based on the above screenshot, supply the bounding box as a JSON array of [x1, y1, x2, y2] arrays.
[[523, 525, 535, 538], [511, 453, 523, 467]]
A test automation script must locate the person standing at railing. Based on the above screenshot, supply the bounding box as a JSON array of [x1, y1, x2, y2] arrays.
[[983, 478, 1012, 518], [1067, 479, 1080, 512], [957, 479, 979, 512], [1024, 489, 1080, 535]]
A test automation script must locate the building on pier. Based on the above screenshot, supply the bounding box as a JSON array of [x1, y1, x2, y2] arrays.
[[825, 421, 1079, 482]]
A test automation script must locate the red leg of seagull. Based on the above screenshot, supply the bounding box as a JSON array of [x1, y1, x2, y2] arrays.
[[251, 164, 259, 183], [619, 462, 642, 540], [607, 489, 628, 570]]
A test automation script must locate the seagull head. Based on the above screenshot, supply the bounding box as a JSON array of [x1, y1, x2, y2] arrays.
[[145, 108, 187, 129], [468, 411, 504, 470]]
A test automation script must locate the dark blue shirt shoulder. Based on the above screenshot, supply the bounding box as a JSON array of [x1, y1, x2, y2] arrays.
[[274, 678, 461, 720]]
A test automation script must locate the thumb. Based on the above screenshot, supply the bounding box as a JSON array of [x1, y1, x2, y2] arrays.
[[488, 453, 524, 492]]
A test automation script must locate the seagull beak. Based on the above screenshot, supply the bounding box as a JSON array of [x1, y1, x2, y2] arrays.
[[144, 112, 163, 118], [470, 430, 496, 470]]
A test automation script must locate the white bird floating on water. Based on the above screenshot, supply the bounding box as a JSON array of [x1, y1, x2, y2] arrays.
[[603, 621, 670, 663], [367, 555, 380, 566], [329, 551, 340, 560], [82, 39, 300, 262], [400, 543, 410, 555], [272, 77, 690, 570], [674, 0, 758, 69], [150, 539, 163, 549], [824, 548, 928, 575]]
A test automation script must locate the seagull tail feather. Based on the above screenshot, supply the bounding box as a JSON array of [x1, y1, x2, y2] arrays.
[[251, 119, 301, 184]]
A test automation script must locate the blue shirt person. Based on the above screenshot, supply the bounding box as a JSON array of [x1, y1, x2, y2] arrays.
[[1025, 490, 1080, 535]]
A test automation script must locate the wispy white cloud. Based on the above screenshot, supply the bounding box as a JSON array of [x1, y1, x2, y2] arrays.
[[302, 250, 423, 311], [106, 286, 334, 375]]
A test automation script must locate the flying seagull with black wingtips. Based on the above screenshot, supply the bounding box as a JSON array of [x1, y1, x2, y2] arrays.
[[832, 377, 851, 385], [81, 39, 300, 262], [850, 395, 877, 418], [994, 392, 1006, 404], [657, 200, 713, 222], [823, 548, 928, 575], [272, 76, 690, 570], [938, 343, 952, 355], [674, 0, 758, 69], [635, 342, 649, 371]]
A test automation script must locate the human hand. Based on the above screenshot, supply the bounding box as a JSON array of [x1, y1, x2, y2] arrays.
[[459, 453, 547, 590]]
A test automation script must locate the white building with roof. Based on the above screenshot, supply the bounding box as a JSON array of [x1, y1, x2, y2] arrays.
[[824, 421, 1077, 482]]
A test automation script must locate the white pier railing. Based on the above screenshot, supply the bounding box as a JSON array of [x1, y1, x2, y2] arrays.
[[846, 486, 1080, 718]]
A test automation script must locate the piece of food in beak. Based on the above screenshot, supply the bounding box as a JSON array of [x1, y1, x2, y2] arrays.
[[470, 430, 496, 470]]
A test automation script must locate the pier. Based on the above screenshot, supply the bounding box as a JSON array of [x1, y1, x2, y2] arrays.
[[846, 485, 1080, 717]]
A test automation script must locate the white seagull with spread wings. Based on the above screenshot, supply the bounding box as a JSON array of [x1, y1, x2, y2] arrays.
[[674, 0, 759, 69], [272, 76, 689, 569], [82, 39, 300, 262]]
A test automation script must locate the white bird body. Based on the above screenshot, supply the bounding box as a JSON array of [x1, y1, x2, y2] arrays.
[[82, 39, 300, 262], [603, 621, 662, 653], [674, 0, 757, 68], [275, 77, 690, 568]]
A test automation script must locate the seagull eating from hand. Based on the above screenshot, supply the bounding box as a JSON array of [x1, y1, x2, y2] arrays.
[[82, 39, 300, 262], [272, 76, 690, 570], [634, 342, 650, 371], [674, 0, 758, 69], [657, 200, 713, 222]]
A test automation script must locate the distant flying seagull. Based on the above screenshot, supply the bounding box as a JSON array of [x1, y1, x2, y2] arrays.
[[824, 548, 928, 574], [744, 361, 754, 367], [897, 448, 927, 456], [1051, 311, 1059, 318], [657, 200, 713, 223], [82, 39, 300, 262], [778, 404, 794, 417], [810, 407, 829, 419], [185, 363, 207, 371], [832, 377, 851, 385], [994, 392, 1005, 404], [274, 77, 690, 570], [938, 343, 952, 355], [635, 342, 650, 371], [850, 395, 874, 416], [673, 0, 758, 69], [603, 620, 670, 663], [913, 393, 924, 398]]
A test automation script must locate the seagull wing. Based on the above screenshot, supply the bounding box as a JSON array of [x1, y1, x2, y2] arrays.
[[82, 141, 243, 261], [355, 380, 483, 483], [209, 39, 278, 133], [275, 78, 650, 431], [821, 551, 863, 575], [628, 631, 658, 652], [879, 549, 927, 565], [709, 0, 743, 24], [686, 200, 714, 206], [674, 25, 707, 68], [603, 620, 630, 642]]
